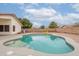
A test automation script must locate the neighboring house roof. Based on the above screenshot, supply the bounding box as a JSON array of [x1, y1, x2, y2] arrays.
[[0, 13, 22, 26]]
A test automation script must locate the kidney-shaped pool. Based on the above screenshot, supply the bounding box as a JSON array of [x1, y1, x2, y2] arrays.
[[4, 34, 74, 54]]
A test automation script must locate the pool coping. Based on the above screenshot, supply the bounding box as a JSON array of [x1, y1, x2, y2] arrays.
[[0, 33, 79, 56]]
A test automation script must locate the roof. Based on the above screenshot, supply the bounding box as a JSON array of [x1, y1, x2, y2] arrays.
[[0, 13, 22, 26]]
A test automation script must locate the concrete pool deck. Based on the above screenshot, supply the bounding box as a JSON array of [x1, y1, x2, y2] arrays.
[[0, 33, 79, 56]]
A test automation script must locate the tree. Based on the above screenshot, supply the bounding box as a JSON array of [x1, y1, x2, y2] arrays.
[[40, 25, 45, 29], [19, 18, 32, 28], [48, 21, 58, 28]]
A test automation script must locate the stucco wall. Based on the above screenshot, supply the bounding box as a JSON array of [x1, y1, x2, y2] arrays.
[[11, 18, 21, 34], [0, 16, 12, 35], [0, 15, 21, 35], [56, 27, 79, 34]]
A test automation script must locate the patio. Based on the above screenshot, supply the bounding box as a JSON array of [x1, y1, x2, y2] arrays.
[[0, 33, 79, 56]]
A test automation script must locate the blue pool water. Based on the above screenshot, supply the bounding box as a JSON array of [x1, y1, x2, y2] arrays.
[[4, 34, 74, 54], [20, 34, 74, 54]]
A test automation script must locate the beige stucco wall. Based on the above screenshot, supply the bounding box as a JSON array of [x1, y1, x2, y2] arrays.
[[11, 17, 21, 34], [0, 15, 21, 35]]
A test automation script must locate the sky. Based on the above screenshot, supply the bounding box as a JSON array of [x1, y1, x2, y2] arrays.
[[0, 3, 79, 28]]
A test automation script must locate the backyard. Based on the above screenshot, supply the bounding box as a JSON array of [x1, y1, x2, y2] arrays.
[[0, 3, 79, 56]]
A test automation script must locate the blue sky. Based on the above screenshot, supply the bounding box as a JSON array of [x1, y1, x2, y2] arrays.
[[0, 3, 79, 27]]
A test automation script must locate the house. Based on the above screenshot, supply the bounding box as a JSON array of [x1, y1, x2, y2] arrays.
[[0, 13, 22, 35]]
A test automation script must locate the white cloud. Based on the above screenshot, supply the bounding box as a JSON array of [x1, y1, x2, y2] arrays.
[[19, 3, 79, 26], [49, 13, 79, 26], [25, 8, 57, 18], [25, 8, 79, 26], [49, 14, 63, 25], [62, 13, 79, 25], [24, 8, 59, 26], [71, 4, 79, 12], [32, 22, 42, 28], [64, 13, 79, 19]]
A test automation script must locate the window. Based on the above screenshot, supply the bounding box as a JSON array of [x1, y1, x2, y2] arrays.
[[0, 25, 9, 32], [0, 25, 3, 32], [13, 25, 15, 32], [5, 25, 9, 32]]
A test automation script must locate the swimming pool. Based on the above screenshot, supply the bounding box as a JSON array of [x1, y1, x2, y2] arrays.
[[4, 34, 74, 54]]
